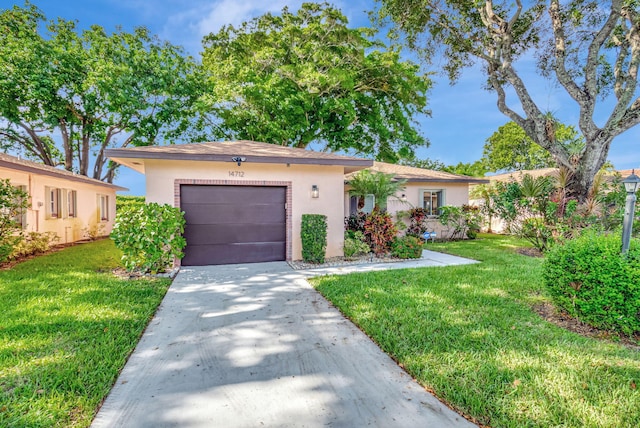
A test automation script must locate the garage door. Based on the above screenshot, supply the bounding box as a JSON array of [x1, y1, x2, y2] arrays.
[[180, 185, 286, 266]]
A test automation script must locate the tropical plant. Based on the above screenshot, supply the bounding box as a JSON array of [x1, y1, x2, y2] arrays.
[[348, 170, 407, 211], [111, 203, 186, 273], [363, 210, 398, 255]]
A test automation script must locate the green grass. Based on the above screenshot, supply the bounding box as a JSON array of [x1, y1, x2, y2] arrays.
[[311, 234, 640, 428], [0, 239, 170, 427]]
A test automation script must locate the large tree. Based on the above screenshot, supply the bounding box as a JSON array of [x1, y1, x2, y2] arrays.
[[0, 4, 204, 182], [483, 121, 584, 172], [200, 2, 431, 163], [376, 0, 640, 200]]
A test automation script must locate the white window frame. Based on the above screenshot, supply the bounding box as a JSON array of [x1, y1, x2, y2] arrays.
[[46, 187, 62, 219], [67, 190, 77, 218], [98, 194, 109, 221], [420, 189, 445, 216]]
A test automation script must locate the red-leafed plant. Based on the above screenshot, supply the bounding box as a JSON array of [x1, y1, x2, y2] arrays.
[[364, 210, 398, 255]]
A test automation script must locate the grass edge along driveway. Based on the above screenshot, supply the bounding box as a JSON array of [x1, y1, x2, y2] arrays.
[[311, 234, 640, 428], [0, 239, 171, 428]]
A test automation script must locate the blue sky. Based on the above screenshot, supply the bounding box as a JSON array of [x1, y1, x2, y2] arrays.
[[3, 0, 640, 195]]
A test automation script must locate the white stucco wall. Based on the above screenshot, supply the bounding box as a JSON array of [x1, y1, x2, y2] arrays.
[[143, 159, 346, 260], [1, 166, 118, 244]]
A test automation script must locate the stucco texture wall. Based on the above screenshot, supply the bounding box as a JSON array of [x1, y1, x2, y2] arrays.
[[2, 166, 117, 244], [344, 182, 471, 236], [143, 159, 345, 260]]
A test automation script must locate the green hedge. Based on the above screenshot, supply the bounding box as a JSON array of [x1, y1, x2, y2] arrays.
[[301, 214, 327, 264], [542, 231, 640, 335]]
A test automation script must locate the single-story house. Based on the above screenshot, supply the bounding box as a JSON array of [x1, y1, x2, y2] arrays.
[[345, 162, 489, 236], [0, 153, 125, 243], [106, 141, 487, 266], [106, 141, 371, 266]]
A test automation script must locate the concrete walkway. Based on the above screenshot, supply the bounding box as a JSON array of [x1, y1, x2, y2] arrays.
[[91, 251, 478, 428]]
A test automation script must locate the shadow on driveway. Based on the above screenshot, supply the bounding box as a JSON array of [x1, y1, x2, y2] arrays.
[[91, 262, 476, 427]]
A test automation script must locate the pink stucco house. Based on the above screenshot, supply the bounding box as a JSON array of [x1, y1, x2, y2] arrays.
[[106, 141, 486, 266], [0, 153, 125, 244]]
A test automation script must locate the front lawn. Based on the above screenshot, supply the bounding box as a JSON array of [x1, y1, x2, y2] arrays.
[[311, 234, 640, 427], [0, 239, 171, 427]]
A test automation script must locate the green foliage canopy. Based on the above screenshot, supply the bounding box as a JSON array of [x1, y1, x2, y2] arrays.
[[375, 0, 640, 200], [483, 121, 584, 172], [201, 3, 431, 162], [0, 3, 204, 182]]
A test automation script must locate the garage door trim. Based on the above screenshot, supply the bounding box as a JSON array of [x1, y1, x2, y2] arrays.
[[174, 179, 292, 266]]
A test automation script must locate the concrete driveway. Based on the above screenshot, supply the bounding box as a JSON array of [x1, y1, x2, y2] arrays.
[[92, 257, 477, 427]]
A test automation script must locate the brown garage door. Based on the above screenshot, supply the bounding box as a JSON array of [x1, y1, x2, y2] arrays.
[[180, 185, 286, 266]]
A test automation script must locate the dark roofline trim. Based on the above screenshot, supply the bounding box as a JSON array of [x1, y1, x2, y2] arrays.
[[0, 159, 128, 191], [105, 149, 373, 167], [346, 177, 490, 184], [403, 177, 490, 184]]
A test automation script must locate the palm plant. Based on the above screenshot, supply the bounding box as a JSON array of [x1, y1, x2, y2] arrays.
[[348, 170, 407, 211]]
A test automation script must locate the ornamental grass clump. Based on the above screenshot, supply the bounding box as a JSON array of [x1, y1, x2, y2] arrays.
[[543, 230, 640, 335]]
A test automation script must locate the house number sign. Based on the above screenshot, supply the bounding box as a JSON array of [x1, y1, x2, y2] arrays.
[[228, 171, 245, 177]]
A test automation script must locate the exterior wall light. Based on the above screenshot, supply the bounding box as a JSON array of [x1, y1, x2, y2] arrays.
[[311, 185, 319, 198], [232, 156, 246, 166], [621, 169, 640, 253]]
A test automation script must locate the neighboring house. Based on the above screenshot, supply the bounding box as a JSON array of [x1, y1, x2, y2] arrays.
[[470, 167, 634, 232], [106, 141, 371, 266], [0, 153, 126, 243], [469, 168, 559, 233], [345, 162, 489, 236]]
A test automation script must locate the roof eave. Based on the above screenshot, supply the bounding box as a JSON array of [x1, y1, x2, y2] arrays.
[[0, 159, 128, 191], [105, 149, 373, 169]]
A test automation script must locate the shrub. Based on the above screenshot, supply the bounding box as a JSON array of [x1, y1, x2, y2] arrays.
[[0, 179, 30, 263], [111, 202, 186, 273], [8, 232, 59, 261], [363, 210, 397, 255], [116, 195, 145, 211], [405, 207, 430, 238], [301, 214, 327, 263], [543, 231, 640, 335], [345, 212, 367, 233], [82, 223, 106, 241], [343, 231, 370, 259], [391, 235, 423, 259]]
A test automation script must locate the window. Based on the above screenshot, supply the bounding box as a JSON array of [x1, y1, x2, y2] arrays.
[[46, 187, 62, 219], [98, 194, 109, 221], [67, 190, 77, 218], [421, 190, 444, 216]]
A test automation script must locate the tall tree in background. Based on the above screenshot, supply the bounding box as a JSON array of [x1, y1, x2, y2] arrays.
[[201, 2, 431, 163], [376, 0, 640, 200], [0, 3, 204, 182], [483, 121, 584, 172]]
